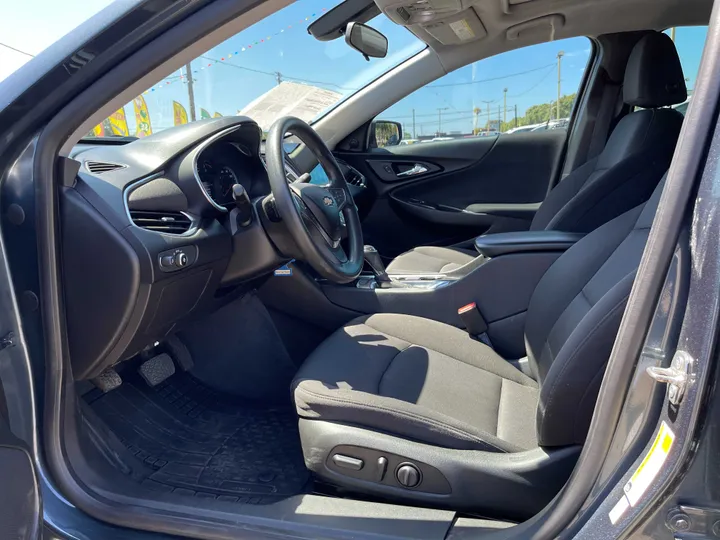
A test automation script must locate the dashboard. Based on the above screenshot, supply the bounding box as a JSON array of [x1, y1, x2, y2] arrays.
[[61, 116, 367, 383]]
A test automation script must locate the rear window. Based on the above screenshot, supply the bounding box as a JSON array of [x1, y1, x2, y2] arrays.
[[665, 26, 708, 116]]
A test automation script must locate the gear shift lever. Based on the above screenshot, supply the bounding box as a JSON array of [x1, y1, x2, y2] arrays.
[[363, 245, 392, 286]]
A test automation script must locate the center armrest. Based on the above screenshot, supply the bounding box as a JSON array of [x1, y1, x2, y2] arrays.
[[474, 231, 585, 258]]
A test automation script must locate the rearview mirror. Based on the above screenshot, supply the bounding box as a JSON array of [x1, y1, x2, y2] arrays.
[[345, 22, 388, 61]]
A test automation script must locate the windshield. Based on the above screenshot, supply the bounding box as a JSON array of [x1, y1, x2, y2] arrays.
[[87, 1, 424, 138]]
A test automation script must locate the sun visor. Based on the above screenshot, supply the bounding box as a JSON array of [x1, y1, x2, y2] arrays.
[[421, 8, 487, 45], [506, 14, 565, 41]]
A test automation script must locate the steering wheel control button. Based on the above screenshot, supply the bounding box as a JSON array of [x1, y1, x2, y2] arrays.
[[332, 454, 364, 471], [396, 463, 421, 488], [158, 246, 197, 272], [328, 188, 347, 208]]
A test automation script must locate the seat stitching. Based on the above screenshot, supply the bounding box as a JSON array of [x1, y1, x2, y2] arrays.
[[296, 386, 511, 452], [496, 378, 505, 437], [579, 287, 593, 307], [540, 289, 631, 436], [376, 340, 414, 395]]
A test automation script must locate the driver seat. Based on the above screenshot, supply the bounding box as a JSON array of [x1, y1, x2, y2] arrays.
[[292, 177, 665, 519]]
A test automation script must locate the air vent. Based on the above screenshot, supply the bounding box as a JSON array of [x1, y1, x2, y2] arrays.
[[85, 160, 126, 174], [345, 167, 366, 188], [129, 210, 192, 234]]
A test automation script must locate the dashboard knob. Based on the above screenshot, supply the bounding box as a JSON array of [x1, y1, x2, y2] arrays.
[[174, 251, 188, 268]]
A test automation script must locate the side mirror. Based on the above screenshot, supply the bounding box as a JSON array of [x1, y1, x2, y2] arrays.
[[345, 22, 388, 61], [370, 120, 402, 148]]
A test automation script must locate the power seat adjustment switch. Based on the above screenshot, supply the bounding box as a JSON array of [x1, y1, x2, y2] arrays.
[[396, 463, 421, 488]]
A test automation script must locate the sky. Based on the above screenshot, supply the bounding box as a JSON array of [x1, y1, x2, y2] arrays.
[[0, 1, 709, 136]]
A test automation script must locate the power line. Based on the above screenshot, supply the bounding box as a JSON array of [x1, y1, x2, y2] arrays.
[[508, 66, 555, 98], [199, 55, 353, 91], [0, 42, 34, 57], [426, 63, 555, 88]]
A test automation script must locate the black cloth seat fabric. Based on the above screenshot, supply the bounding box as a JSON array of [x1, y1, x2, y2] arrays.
[[293, 313, 539, 452], [293, 176, 665, 453], [386, 32, 685, 276]]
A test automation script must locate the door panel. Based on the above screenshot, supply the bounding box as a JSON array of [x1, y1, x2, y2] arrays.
[[337, 130, 566, 258], [0, 409, 41, 539]]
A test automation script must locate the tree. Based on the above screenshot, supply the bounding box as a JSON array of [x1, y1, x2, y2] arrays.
[[498, 93, 577, 132]]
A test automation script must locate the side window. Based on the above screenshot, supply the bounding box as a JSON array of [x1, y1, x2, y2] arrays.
[[665, 26, 708, 116], [371, 36, 592, 147]]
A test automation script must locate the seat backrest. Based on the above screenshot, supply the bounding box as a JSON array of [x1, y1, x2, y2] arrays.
[[524, 175, 665, 447], [529, 32, 686, 234]]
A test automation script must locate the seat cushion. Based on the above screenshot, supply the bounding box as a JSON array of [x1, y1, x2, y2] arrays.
[[292, 313, 538, 452], [385, 246, 477, 275]]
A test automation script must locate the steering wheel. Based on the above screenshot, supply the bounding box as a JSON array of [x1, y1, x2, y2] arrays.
[[265, 116, 364, 284]]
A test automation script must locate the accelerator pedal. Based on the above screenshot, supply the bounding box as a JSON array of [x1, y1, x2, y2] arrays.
[[92, 368, 122, 393], [138, 353, 175, 387]]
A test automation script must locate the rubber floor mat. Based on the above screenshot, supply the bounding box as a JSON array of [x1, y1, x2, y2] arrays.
[[83, 371, 311, 504]]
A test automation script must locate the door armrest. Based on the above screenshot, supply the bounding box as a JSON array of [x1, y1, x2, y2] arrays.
[[474, 231, 585, 257]]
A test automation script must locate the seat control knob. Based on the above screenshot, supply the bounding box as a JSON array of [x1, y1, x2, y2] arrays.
[[396, 463, 421, 488], [174, 251, 188, 268]]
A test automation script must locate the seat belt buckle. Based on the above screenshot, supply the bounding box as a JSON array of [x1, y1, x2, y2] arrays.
[[458, 302, 490, 345]]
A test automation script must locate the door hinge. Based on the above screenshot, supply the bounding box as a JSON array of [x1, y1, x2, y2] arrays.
[[667, 506, 720, 538], [0, 332, 15, 351], [646, 350, 692, 406]]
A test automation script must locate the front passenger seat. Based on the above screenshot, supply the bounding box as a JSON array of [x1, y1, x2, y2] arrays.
[[386, 31, 686, 276]]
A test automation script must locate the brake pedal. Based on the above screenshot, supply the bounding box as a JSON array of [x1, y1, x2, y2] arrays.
[[92, 368, 122, 393], [164, 335, 194, 372], [138, 353, 175, 387]]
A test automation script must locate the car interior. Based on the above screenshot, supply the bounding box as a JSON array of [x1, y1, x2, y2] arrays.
[[17, 0, 714, 537]]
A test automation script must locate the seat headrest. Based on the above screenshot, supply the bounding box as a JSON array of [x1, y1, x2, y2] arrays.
[[623, 32, 687, 108]]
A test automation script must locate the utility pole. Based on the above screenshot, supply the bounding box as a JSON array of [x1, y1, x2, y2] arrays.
[[437, 107, 448, 134], [503, 88, 508, 125], [412, 109, 416, 139], [275, 71, 282, 85], [480, 100, 493, 134], [185, 62, 196, 122], [515, 104, 518, 128], [497, 104, 501, 132], [556, 51, 564, 121]]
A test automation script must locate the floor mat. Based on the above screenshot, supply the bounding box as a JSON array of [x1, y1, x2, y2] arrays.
[[83, 370, 311, 504]]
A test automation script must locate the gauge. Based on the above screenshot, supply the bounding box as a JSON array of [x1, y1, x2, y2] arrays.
[[234, 143, 252, 157], [217, 166, 238, 201], [199, 160, 215, 197]]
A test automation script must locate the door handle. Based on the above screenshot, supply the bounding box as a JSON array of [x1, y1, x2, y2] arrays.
[[396, 164, 428, 178]]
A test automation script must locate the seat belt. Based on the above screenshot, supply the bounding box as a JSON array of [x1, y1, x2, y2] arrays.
[[458, 302, 493, 347]]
